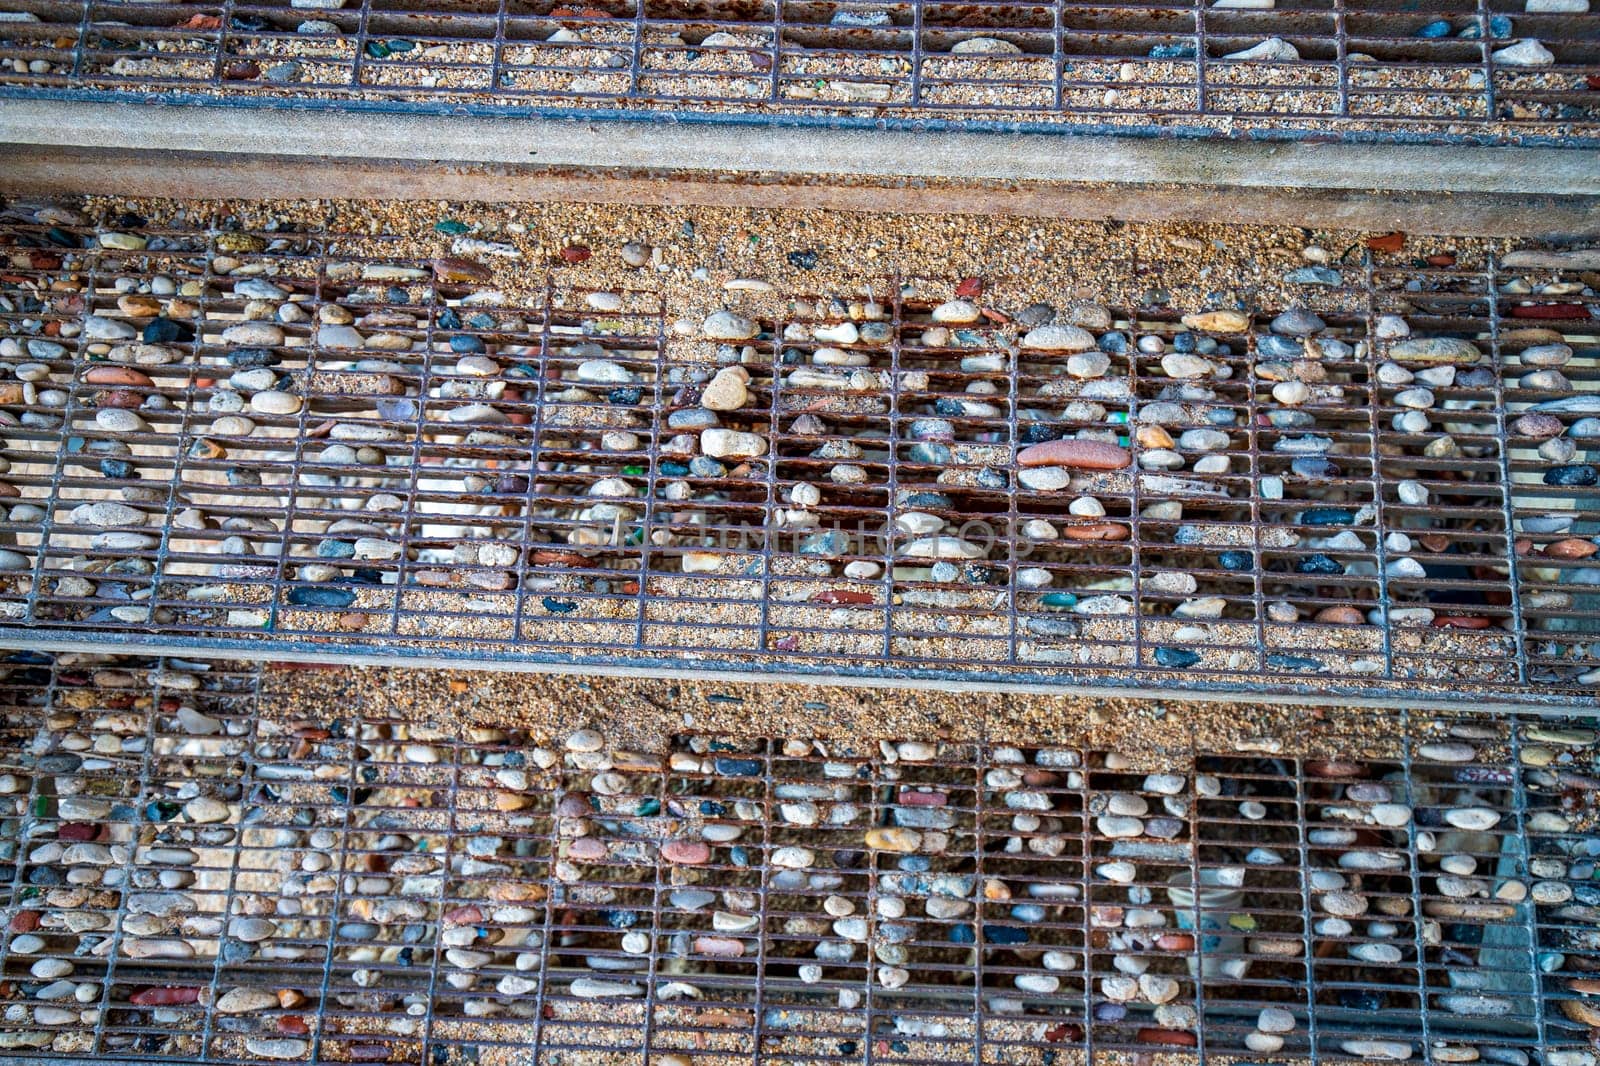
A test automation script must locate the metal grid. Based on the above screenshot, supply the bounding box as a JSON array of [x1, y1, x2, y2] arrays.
[[2, 210, 1600, 706], [0, 2, 1597, 146], [0, 653, 1597, 1065]]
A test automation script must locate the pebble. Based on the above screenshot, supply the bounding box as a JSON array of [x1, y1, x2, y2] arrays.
[[1258, 1006, 1296, 1033], [703, 311, 759, 340], [1016, 439, 1130, 469], [246, 1039, 309, 1060], [1224, 36, 1300, 60], [1341, 1040, 1414, 1060], [1181, 309, 1251, 333], [1418, 741, 1476, 762], [701, 366, 750, 411], [250, 390, 301, 416], [1389, 337, 1480, 365], [1492, 38, 1554, 65], [1021, 324, 1096, 352], [702, 428, 767, 458]]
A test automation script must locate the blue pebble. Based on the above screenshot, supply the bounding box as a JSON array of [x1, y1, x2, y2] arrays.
[[1010, 904, 1047, 923], [1098, 331, 1130, 354], [1148, 42, 1197, 59], [449, 334, 485, 353], [1154, 647, 1200, 668], [143, 317, 190, 344], [287, 586, 355, 608], [689, 455, 726, 478], [910, 442, 953, 465], [897, 855, 931, 872], [1490, 14, 1512, 37], [1291, 457, 1340, 478], [949, 924, 976, 944], [699, 800, 726, 816], [376, 397, 416, 421], [878, 923, 916, 944], [603, 909, 639, 929], [1258, 335, 1304, 359], [799, 530, 852, 556], [659, 460, 690, 477], [1219, 550, 1252, 571], [437, 308, 461, 329], [1300, 507, 1354, 527], [1269, 654, 1325, 671], [1284, 266, 1342, 286], [730, 845, 749, 867], [316, 539, 355, 559], [1297, 553, 1344, 575], [1418, 19, 1451, 38], [1339, 989, 1385, 1011], [1269, 410, 1316, 429], [1095, 1002, 1127, 1022], [467, 312, 495, 329], [987, 926, 1029, 946], [1545, 465, 1598, 487], [714, 757, 762, 777], [1173, 331, 1197, 354]]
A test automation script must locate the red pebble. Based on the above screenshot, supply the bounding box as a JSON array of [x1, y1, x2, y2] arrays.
[[897, 789, 947, 807], [955, 276, 984, 298], [1433, 615, 1493, 629], [9, 910, 40, 934], [443, 905, 482, 925], [559, 244, 591, 264], [660, 840, 712, 865], [57, 822, 99, 842], [1511, 304, 1586, 319], [1137, 1028, 1199, 1047], [1365, 231, 1406, 253], [277, 1016, 310, 1036], [811, 589, 873, 605]]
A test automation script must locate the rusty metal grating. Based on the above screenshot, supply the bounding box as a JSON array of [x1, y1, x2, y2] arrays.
[[1, 209, 1600, 706], [0, 653, 1597, 1065], [0, 2, 1598, 146]]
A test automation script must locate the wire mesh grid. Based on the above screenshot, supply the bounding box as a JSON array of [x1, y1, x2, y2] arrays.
[[3, 209, 1600, 705], [0, 653, 1596, 1065], [0, 2, 1597, 146]]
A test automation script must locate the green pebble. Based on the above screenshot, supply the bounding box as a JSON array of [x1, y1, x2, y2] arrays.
[[1040, 592, 1078, 609], [435, 220, 469, 236]]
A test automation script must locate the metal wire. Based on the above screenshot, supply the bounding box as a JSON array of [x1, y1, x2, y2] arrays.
[[0, 1, 1597, 146], [0, 652, 1596, 1064], [1, 211, 1600, 706]]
